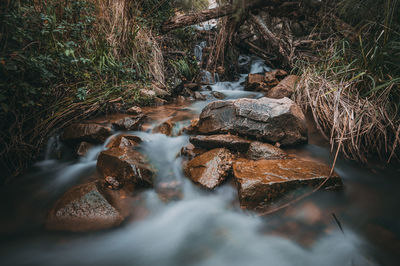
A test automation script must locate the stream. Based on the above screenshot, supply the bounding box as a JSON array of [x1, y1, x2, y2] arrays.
[[0, 55, 399, 266]]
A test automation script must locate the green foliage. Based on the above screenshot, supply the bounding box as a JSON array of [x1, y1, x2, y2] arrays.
[[169, 56, 198, 81]]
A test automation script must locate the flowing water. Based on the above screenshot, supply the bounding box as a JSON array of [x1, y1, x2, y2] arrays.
[[1, 57, 400, 266]]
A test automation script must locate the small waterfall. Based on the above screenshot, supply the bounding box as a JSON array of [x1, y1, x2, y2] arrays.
[[194, 41, 207, 62]]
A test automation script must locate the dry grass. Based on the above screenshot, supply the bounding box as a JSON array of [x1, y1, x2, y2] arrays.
[[295, 67, 400, 164]]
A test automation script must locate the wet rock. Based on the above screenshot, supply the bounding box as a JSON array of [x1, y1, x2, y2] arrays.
[[246, 141, 287, 160], [181, 118, 199, 135], [184, 83, 201, 91], [76, 141, 94, 157], [245, 74, 266, 91], [153, 120, 174, 136], [180, 143, 207, 160], [176, 95, 186, 103], [112, 115, 145, 131], [233, 158, 342, 210], [106, 134, 142, 149], [126, 106, 143, 115], [190, 134, 251, 152], [197, 97, 308, 146], [184, 148, 234, 189], [266, 75, 299, 99], [194, 91, 206, 101], [61, 123, 112, 144], [105, 176, 121, 190], [46, 181, 124, 232], [97, 148, 154, 189], [154, 97, 167, 106], [211, 91, 226, 99]]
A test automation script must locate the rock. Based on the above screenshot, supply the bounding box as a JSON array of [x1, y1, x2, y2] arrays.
[[246, 141, 287, 160], [153, 120, 174, 136], [97, 148, 154, 189], [184, 148, 234, 189], [182, 88, 195, 97], [76, 141, 94, 157], [190, 134, 251, 152], [46, 181, 124, 232], [264, 69, 287, 87], [184, 83, 201, 91], [176, 95, 186, 103], [140, 89, 156, 99], [126, 106, 143, 115], [233, 158, 342, 210], [266, 75, 299, 99], [106, 134, 142, 149], [181, 118, 199, 135], [197, 97, 308, 146], [105, 176, 121, 190], [112, 115, 145, 131], [194, 91, 206, 101], [154, 97, 167, 106], [61, 123, 112, 144], [245, 74, 266, 91], [211, 91, 226, 99], [180, 143, 207, 160]]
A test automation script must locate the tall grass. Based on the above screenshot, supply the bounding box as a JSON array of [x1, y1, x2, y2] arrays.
[[295, 0, 400, 164]]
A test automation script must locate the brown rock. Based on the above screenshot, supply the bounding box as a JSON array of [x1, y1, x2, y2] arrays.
[[76, 141, 94, 157], [153, 120, 174, 136], [245, 74, 266, 91], [233, 158, 342, 210], [197, 97, 308, 146], [112, 115, 145, 131], [181, 118, 199, 135], [184, 148, 234, 189], [61, 123, 112, 144], [264, 69, 287, 87], [190, 134, 251, 152], [211, 91, 226, 99], [154, 97, 167, 106], [194, 91, 206, 101], [126, 106, 143, 115], [46, 181, 124, 232], [266, 75, 299, 99], [180, 143, 207, 160], [106, 134, 142, 149], [97, 148, 154, 189], [156, 180, 183, 202], [246, 141, 287, 160]]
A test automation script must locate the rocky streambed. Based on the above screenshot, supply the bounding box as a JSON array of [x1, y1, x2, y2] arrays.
[[1, 58, 399, 266]]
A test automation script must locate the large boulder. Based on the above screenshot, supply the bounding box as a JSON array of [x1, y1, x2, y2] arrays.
[[46, 181, 124, 232], [197, 97, 308, 146], [190, 134, 252, 152], [266, 75, 299, 99], [184, 148, 234, 189], [97, 148, 154, 189], [233, 158, 342, 210], [61, 123, 112, 144]]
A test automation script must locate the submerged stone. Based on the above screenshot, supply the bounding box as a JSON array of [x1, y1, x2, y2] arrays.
[[184, 148, 234, 189], [233, 158, 342, 210], [197, 97, 308, 146]]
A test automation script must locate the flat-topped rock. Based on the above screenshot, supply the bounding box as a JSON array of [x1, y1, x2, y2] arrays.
[[46, 181, 124, 232], [233, 158, 342, 210], [97, 147, 154, 189], [61, 122, 112, 144], [190, 134, 252, 152], [197, 97, 308, 146], [184, 148, 234, 189]]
